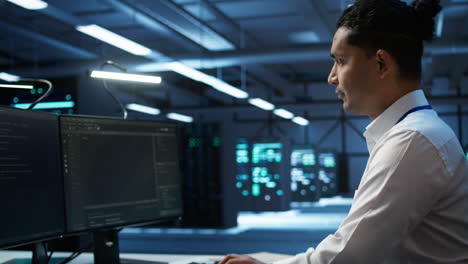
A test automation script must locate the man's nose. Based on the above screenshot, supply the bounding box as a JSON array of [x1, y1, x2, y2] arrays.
[[328, 64, 338, 86]]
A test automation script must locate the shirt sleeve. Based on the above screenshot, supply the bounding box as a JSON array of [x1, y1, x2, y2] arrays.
[[288, 130, 449, 264]]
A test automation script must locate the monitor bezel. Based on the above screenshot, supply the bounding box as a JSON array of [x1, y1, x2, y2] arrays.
[[58, 114, 183, 234]]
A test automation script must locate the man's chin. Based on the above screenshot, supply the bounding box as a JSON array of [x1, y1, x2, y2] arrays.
[[342, 103, 357, 115]]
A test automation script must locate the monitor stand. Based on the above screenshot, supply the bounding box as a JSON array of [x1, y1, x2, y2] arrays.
[[32, 243, 48, 264], [2, 242, 66, 264], [92, 229, 169, 264], [93, 229, 120, 264]]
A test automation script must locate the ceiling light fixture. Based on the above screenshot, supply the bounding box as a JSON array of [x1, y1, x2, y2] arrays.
[[166, 113, 194, 123], [273, 108, 294, 119], [166, 62, 248, 99], [0, 72, 20, 82], [0, 84, 33, 89], [5, 0, 48, 10], [436, 11, 444, 38], [248, 98, 275, 111], [90, 71, 161, 84], [126, 103, 160, 115], [76, 24, 152, 56], [292, 116, 310, 126]]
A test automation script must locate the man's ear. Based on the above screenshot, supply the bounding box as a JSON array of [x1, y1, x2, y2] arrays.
[[375, 49, 394, 79]]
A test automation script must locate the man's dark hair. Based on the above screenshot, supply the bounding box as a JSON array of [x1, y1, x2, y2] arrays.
[[337, 0, 441, 81]]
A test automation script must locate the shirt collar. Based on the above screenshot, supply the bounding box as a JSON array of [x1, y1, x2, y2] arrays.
[[364, 89, 429, 150]]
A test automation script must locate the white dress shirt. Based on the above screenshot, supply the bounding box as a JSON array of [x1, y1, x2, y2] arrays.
[[288, 90, 468, 263]]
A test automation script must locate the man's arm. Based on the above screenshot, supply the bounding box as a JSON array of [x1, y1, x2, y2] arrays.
[[291, 130, 448, 263]]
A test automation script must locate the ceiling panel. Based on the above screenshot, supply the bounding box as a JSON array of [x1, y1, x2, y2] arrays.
[[238, 15, 317, 34], [47, 0, 112, 14], [182, 3, 218, 21], [215, 0, 298, 20]]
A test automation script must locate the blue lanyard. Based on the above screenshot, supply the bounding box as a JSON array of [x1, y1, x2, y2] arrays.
[[395, 105, 432, 125]]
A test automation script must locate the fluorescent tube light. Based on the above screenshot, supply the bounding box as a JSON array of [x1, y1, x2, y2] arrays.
[[0, 84, 33, 89], [436, 12, 444, 38], [273, 108, 294, 119], [248, 98, 275, 111], [76, 24, 152, 56], [12, 101, 75, 109], [126, 103, 160, 115], [90, 71, 161, 84], [0, 72, 20, 82], [167, 113, 193, 123], [292, 116, 309, 126], [5, 0, 48, 10], [166, 62, 248, 99]]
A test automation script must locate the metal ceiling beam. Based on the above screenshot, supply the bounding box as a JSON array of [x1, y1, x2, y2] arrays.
[[103, 0, 204, 52], [131, 42, 468, 71], [160, 95, 468, 118], [0, 20, 97, 60], [292, 0, 333, 41], [112, 0, 234, 51], [38, 5, 82, 26]]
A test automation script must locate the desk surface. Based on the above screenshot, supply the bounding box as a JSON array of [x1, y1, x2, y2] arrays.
[[0, 251, 293, 264], [0, 251, 224, 264]]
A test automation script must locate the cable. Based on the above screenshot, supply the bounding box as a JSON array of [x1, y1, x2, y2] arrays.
[[47, 250, 54, 263], [57, 241, 93, 264], [99, 60, 128, 119], [40, 242, 53, 264], [19, 79, 53, 110]]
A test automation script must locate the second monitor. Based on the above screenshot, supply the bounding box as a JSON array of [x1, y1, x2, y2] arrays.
[[59, 115, 182, 264], [60, 115, 183, 233]]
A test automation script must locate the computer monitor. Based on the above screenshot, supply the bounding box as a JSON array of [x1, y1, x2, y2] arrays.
[[59, 115, 183, 263], [0, 106, 65, 262]]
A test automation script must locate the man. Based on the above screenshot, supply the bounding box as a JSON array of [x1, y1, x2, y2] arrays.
[[220, 0, 468, 263]]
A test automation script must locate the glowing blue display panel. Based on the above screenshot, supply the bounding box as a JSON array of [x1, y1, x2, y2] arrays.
[[235, 138, 251, 200], [290, 145, 320, 202], [317, 152, 338, 197], [235, 138, 289, 211], [252, 142, 282, 164]]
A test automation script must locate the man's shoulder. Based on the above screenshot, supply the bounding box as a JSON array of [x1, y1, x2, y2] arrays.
[[390, 111, 456, 149]]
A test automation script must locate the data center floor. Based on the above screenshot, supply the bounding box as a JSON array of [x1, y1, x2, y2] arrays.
[[119, 197, 352, 255]]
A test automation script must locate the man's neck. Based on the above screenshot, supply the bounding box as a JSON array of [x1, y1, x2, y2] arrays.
[[368, 80, 420, 120]]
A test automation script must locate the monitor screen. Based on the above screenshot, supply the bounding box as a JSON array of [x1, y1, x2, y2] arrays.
[[317, 152, 338, 197], [252, 142, 282, 164], [0, 107, 64, 248], [291, 148, 316, 167], [60, 115, 182, 233], [246, 140, 289, 211], [318, 153, 336, 168], [235, 138, 250, 198], [251, 142, 284, 199], [290, 146, 319, 202]]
